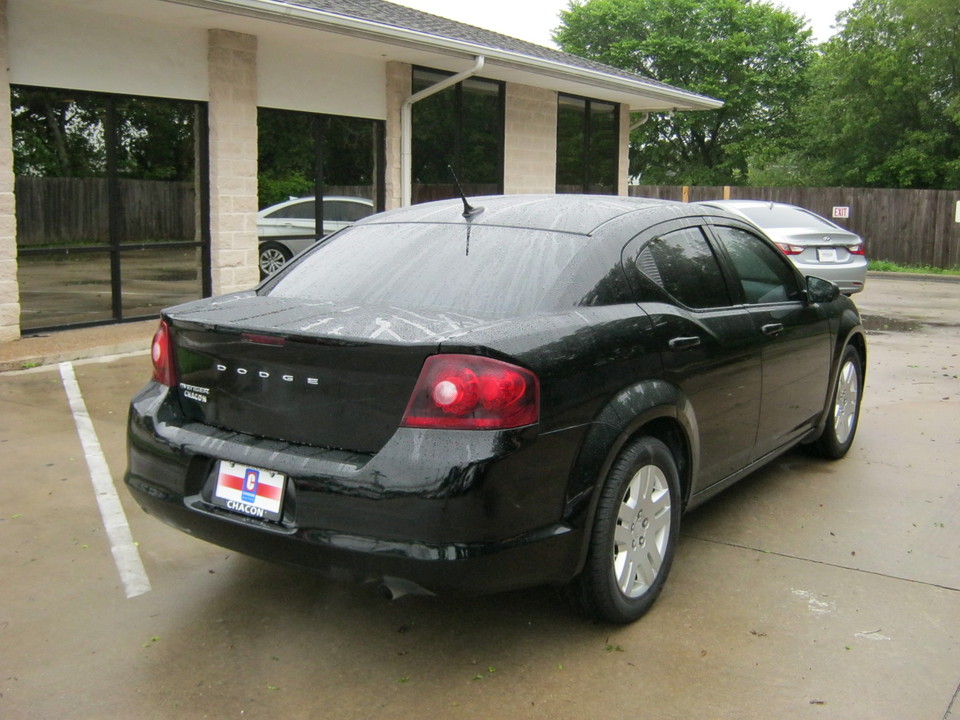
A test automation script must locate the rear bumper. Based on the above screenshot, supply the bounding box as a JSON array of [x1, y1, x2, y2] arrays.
[[125, 382, 587, 595], [792, 257, 868, 294], [124, 477, 581, 595]]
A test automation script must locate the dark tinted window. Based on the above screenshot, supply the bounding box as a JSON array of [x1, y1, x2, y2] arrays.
[[12, 86, 205, 330], [267, 200, 314, 220], [257, 108, 383, 213], [267, 223, 607, 316], [556, 94, 618, 194], [324, 201, 348, 222], [411, 68, 503, 202], [713, 226, 802, 304], [636, 227, 730, 309], [330, 200, 373, 222]]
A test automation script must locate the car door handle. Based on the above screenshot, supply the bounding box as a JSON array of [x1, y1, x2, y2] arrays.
[[762, 323, 784, 336], [669, 336, 701, 350]]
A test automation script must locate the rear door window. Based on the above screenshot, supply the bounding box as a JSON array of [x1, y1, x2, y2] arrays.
[[635, 226, 731, 309], [266, 200, 314, 220], [337, 201, 374, 222]]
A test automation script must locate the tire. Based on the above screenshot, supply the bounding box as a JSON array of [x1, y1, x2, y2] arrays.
[[810, 344, 863, 459], [259, 242, 292, 277], [565, 437, 681, 624]]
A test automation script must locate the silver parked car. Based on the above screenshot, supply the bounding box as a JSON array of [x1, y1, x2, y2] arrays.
[[257, 196, 375, 276], [701, 200, 867, 294]]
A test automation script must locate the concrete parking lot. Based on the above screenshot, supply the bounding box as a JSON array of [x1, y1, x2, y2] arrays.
[[1, 275, 958, 719]]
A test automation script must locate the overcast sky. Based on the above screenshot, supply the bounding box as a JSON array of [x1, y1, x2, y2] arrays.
[[394, 0, 854, 46]]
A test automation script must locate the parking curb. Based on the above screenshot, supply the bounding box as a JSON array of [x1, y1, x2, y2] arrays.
[[0, 320, 155, 373], [867, 271, 960, 283]]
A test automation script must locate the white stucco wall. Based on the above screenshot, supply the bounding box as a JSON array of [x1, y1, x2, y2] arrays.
[[8, 0, 388, 122], [258, 37, 386, 119], [8, 0, 208, 100]]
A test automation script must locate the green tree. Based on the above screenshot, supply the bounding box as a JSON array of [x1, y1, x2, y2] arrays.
[[258, 109, 381, 208], [12, 88, 105, 177], [12, 88, 197, 181], [554, 0, 814, 185], [796, 0, 960, 189]]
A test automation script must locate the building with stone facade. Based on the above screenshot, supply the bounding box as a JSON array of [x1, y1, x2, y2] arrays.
[[0, 0, 720, 340]]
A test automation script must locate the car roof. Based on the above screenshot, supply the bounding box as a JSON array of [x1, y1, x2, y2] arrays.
[[274, 196, 373, 205], [258, 195, 375, 215], [356, 194, 709, 235]]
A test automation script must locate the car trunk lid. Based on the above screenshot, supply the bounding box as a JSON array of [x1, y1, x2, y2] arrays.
[[165, 294, 486, 453], [772, 228, 861, 247]]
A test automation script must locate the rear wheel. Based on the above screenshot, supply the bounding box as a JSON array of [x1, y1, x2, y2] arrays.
[[566, 437, 681, 624], [259, 242, 292, 277], [810, 345, 863, 459]]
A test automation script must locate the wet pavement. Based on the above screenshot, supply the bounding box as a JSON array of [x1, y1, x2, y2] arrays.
[[1, 274, 958, 719]]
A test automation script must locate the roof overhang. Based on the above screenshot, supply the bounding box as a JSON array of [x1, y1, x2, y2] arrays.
[[157, 0, 723, 112]]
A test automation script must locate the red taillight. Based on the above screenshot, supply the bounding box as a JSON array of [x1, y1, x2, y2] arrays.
[[847, 243, 866, 256], [151, 320, 177, 387], [402, 355, 539, 430], [775, 242, 804, 256]]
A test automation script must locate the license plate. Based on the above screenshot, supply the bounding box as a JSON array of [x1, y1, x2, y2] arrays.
[[212, 460, 286, 522], [818, 248, 839, 263]]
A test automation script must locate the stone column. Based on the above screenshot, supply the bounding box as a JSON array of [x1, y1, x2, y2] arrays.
[[503, 83, 558, 195], [618, 104, 631, 197], [0, 0, 19, 341], [207, 29, 259, 295], [384, 61, 410, 210]]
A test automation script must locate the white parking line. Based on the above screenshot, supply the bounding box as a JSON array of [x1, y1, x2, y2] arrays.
[[59, 361, 152, 598]]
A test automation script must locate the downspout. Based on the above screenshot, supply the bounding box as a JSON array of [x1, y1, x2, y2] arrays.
[[401, 55, 485, 207], [630, 112, 650, 130]]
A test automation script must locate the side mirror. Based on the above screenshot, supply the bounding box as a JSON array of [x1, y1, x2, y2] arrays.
[[805, 275, 840, 304]]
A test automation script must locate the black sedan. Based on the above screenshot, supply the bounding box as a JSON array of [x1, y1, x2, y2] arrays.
[[126, 195, 865, 623]]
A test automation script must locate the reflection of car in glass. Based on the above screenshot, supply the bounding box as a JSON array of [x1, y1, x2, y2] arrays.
[[127, 195, 866, 624], [257, 196, 375, 276], [700, 200, 868, 294]]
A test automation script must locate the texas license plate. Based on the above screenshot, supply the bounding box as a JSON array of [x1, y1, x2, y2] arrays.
[[818, 248, 839, 263], [212, 460, 286, 522]]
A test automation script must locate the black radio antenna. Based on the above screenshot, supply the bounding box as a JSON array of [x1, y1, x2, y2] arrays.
[[448, 165, 484, 218]]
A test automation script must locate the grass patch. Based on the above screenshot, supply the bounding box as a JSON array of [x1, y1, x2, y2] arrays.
[[869, 260, 960, 276]]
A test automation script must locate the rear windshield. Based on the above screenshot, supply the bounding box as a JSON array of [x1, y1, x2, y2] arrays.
[[736, 205, 835, 229], [264, 222, 616, 316]]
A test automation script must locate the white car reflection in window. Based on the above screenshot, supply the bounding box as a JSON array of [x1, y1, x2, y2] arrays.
[[257, 196, 375, 276]]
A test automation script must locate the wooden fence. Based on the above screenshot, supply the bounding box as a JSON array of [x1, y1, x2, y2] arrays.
[[630, 185, 960, 269], [15, 176, 197, 246], [15, 177, 960, 268]]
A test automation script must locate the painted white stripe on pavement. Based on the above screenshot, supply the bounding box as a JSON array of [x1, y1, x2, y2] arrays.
[[59, 361, 152, 598]]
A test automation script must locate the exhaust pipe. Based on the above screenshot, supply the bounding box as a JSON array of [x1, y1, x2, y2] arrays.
[[377, 576, 434, 600]]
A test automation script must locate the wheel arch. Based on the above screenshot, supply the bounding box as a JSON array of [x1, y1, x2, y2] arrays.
[[563, 379, 697, 574], [810, 323, 867, 439], [846, 328, 867, 383]]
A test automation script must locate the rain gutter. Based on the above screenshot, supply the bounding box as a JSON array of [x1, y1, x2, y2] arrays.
[[158, 0, 723, 111]]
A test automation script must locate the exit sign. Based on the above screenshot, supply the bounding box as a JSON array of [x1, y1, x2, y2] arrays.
[[832, 206, 850, 219]]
